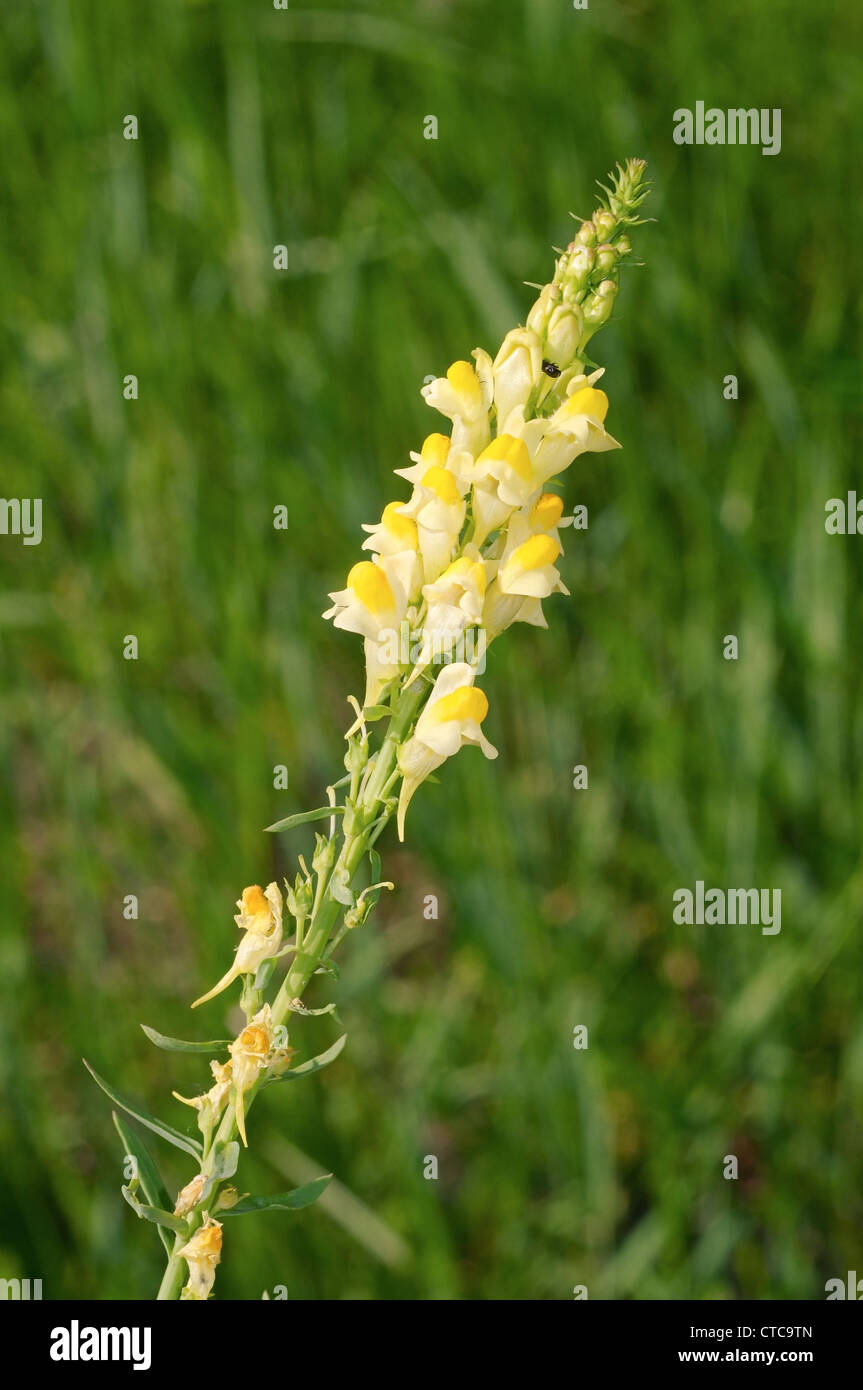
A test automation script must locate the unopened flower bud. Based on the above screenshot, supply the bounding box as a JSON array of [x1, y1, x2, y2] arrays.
[[582, 279, 618, 328], [526, 282, 560, 337], [563, 244, 595, 293], [213, 1187, 241, 1212], [312, 831, 336, 878], [575, 220, 596, 247], [285, 869, 314, 921], [593, 209, 617, 241], [595, 243, 617, 273], [545, 305, 584, 366], [615, 233, 632, 256]]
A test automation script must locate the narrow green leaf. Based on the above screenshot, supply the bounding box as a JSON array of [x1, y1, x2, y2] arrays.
[[84, 1059, 202, 1158], [264, 806, 344, 834], [121, 1185, 190, 1235], [270, 1034, 347, 1083], [360, 704, 391, 721], [208, 1140, 240, 1184], [112, 1112, 173, 1254], [141, 1024, 230, 1054], [223, 1175, 332, 1215]]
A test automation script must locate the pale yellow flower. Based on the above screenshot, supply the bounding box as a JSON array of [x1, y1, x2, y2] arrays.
[[192, 883, 283, 1009], [323, 552, 415, 641], [530, 376, 620, 482], [408, 550, 488, 679], [178, 1218, 223, 1301], [491, 328, 543, 424], [173, 1059, 233, 1137], [467, 432, 537, 544], [173, 1172, 207, 1218], [395, 441, 468, 584], [421, 357, 492, 455], [482, 495, 571, 636], [396, 663, 497, 839], [229, 1004, 295, 1147]]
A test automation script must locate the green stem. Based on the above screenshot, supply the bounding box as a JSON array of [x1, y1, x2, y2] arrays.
[[157, 1230, 194, 1301], [155, 680, 426, 1299]]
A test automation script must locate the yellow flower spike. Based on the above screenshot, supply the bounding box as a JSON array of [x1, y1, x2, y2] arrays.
[[420, 433, 452, 468], [420, 465, 461, 505], [178, 1218, 223, 1301], [561, 385, 609, 423], [347, 561, 396, 616], [529, 492, 565, 531]]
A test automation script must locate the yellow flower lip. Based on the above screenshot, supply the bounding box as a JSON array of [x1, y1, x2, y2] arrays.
[[440, 555, 486, 596], [561, 386, 609, 423], [195, 1225, 222, 1256], [431, 686, 489, 725], [446, 360, 481, 403], [421, 464, 461, 505], [382, 501, 419, 548], [509, 534, 561, 573], [239, 1025, 269, 1056], [241, 885, 269, 916], [420, 433, 451, 469], [347, 560, 395, 614], [476, 433, 532, 480], [530, 493, 565, 530]]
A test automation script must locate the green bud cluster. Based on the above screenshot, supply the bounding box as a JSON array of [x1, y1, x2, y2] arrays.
[[528, 158, 649, 368]]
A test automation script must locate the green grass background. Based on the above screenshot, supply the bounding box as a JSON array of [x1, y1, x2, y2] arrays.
[[1, 0, 862, 1300]]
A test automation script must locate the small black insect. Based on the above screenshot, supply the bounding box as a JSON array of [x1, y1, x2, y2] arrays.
[[542, 359, 562, 378]]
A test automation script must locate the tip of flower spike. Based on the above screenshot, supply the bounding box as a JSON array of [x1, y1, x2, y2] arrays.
[[595, 158, 651, 222]]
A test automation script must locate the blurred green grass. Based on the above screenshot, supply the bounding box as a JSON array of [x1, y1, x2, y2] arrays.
[[1, 0, 862, 1299]]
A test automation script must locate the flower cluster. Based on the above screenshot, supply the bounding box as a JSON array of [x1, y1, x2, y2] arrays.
[[325, 159, 648, 838], [91, 159, 648, 1303]]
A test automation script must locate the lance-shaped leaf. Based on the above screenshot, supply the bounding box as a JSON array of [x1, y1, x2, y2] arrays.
[[84, 1059, 202, 1158], [269, 1033, 347, 1083], [121, 1184, 190, 1235], [360, 704, 392, 722], [112, 1112, 173, 1255], [200, 1139, 240, 1203], [264, 806, 345, 834], [223, 1174, 332, 1215], [140, 1024, 230, 1054]]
